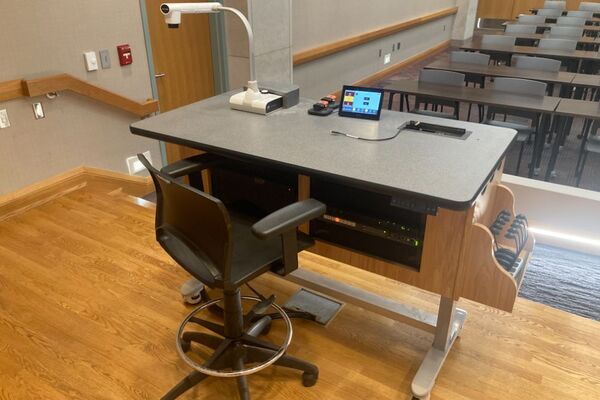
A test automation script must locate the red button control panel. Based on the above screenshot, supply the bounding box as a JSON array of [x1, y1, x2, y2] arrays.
[[117, 44, 133, 66]]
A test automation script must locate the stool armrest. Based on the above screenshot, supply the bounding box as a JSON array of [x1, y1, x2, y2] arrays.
[[160, 153, 224, 178], [251, 199, 325, 240]]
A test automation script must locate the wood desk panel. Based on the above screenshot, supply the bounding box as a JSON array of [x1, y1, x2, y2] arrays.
[[309, 207, 470, 300]]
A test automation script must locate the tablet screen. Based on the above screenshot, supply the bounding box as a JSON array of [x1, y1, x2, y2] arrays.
[[339, 86, 384, 120]]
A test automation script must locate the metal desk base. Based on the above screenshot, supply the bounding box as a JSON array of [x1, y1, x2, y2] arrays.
[[285, 268, 467, 400], [412, 297, 467, 400]]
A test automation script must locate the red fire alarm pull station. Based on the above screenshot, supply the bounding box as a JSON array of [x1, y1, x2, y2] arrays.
[[117, 44, 133, 66]]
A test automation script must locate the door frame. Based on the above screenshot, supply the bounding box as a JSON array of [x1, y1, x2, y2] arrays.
[[138, 0, 230, 166]]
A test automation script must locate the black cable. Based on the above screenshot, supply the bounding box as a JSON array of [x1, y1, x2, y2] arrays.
[[330, 126, 403, 142]]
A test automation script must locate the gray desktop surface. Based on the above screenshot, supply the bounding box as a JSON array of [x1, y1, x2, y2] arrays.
[[131, 92, 516, 210]]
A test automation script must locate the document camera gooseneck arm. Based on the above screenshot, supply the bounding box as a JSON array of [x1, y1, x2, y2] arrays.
[[160, 2, 257, 86]]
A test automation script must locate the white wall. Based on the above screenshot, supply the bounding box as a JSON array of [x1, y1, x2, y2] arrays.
[[503, 175, 600, 256], [0, 1, 161, 195], [291, 1, 457, 99], [292, 0, 457, 52]]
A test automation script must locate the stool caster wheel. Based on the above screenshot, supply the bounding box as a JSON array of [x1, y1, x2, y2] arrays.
[[261, 321, 272, 335], [412, 395, 430, 400], [302, 371, 318, 387], [181, 279, 207, 305]]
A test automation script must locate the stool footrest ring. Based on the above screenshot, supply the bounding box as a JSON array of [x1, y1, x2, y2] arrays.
[[175, 296, 293, 378]]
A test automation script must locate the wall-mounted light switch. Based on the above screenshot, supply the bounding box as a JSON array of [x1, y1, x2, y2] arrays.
[[384, 53, 391, 65], [84, 51, 98, 71], [99, 49, 111, 69], [0, 109, 10, 128], [33, 103, 45, 120]]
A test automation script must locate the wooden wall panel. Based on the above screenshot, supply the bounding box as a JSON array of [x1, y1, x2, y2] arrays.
[[512, 0, 545, 17], [477, 0, 516, 19], [479, 0, 600, 19]]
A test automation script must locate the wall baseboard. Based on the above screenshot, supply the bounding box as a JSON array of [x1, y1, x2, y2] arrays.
[[293, 7, 458, 66], [0, 167, 152, 222]]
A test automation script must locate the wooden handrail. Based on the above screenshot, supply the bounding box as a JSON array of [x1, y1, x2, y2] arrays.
[[293, 7, 458, 66], [23, 74, 159, 117], [0, 79, 26, 102], [0, 74, 159, 117]]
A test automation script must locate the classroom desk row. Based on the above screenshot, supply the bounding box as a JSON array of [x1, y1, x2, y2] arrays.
[[499, 32, 599, 50], [460, 39, 600, 73], [425, 58, 600, 89], [503, 21, 600, 34], [383, 80, 600, 181], [530, 9, 600, 18], [509, 16, 600, 24]]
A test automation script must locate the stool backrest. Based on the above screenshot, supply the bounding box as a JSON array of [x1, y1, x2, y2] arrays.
[[488, 78, 547, 122], [449, 51, 490, 65], [517, 15, 546, 24], [419, 69, 465, 86], [513, 56, 561, 72], [557, 16, 586, 25], [538, 38, 578, 50], [492, 77, 547, 97], [579, 2, 600, 12], [549, 26, 585, 37], [544, 0, 566, 9], [138, 153, 233, 285], [482, 34, 516, 46], [505, 24, 538, 34], [537, 8, 563, 17], [567, 10, 593, 19]]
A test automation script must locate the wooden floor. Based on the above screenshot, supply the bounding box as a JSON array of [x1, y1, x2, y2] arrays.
[[1, 182, 599, 400]]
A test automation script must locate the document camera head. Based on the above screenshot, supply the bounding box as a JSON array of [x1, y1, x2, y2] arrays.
[[160, 3, 222, 28]]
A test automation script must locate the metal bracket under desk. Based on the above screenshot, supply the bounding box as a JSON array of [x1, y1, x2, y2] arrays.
[[284, 268, 467, 400]]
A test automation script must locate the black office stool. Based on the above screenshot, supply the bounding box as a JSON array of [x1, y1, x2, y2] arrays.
[[138, 154, 326, 400]]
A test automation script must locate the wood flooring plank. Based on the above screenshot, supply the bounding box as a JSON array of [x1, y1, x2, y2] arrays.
[[0, 185, 598, 399]]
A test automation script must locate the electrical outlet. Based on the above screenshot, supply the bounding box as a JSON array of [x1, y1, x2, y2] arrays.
[[443, 24, 446, 31], [384, 53, 391, 65], [397, 42, 401, 50], [0, 109, 10, 128], [127, 150, 152, 175], [32, 103, 45, 119], [378, 49, 382, 57], [392, 44, 395, 52]]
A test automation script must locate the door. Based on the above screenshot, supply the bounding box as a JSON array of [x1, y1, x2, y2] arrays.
[[145, 0, 216, 163]]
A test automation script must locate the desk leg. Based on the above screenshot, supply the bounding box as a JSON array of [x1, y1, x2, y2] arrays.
[[545, 116, 568, 181], [411, 297, 467, 400], [529, 113, 551, 178], [387, 92, 395, 111], [285, 269, 467, 400]]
